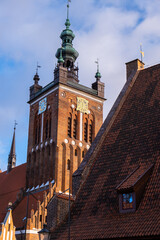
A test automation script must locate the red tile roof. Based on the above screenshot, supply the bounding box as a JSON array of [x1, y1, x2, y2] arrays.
[[51, 64, 160, 239], [0, 163, 26, 223]]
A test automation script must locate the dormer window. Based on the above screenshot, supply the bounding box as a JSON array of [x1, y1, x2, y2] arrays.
[[116, 164, 153, 213]]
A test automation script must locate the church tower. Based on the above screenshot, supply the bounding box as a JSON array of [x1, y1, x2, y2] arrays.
[[26, 5, 105, 193]]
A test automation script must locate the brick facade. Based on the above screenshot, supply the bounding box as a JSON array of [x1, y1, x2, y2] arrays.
[[47, 194, 74, 230], [26, 65, 105, 194]]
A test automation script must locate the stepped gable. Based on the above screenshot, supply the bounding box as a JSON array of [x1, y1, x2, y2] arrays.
[[12, 189, 47, 228], [50, 63, 160, 239], [0, 163, 26, 223]]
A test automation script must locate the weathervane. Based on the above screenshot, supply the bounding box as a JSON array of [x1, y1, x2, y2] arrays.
[[14, 120, 18, 131], [140, 43, 144, 62], [36, 62, 41, 74], [67, 0, 71, 19], [95, 58, 100, 72]]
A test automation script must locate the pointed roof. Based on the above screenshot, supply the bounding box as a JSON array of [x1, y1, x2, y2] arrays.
[[9, 128, 16, 158], [8, 125, 17, 172]]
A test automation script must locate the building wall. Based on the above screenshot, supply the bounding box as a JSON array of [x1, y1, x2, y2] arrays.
[[47, 194, 74, 230], [26, 89, 58, 188]]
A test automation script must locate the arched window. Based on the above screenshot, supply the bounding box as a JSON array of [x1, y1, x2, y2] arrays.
[[84, 118, 88, 142], [73, 115, 77, 139], [67, 159, 71, 170], [68, 114, 72, 138], [89, 120, 93, 144]]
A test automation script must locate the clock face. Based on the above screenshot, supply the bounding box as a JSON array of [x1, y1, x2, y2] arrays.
[[38, 97, 47, 114], [77, 97, 88, 114]]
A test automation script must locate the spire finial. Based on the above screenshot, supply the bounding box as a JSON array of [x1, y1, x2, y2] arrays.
[[65, 0, 71, 29], [95, 58, 99, 72], [14, 120, 18, 131], [33, 62, 41, 85], [95, 58, 101, 81], [67, 0, 71, 19], [140, 43, 144, 62], [36, 62, 41, 74]]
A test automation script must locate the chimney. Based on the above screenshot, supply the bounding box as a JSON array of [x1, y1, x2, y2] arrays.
[[126, 59, 144, 82]]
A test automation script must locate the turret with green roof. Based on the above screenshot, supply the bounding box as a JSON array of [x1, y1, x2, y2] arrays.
[[55, 3, 79, 69]]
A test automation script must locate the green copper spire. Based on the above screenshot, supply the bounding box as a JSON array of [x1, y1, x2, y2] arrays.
[[66, 0, 71, 29], [95, 59, 101, 80], [55, 0, 79, 69]]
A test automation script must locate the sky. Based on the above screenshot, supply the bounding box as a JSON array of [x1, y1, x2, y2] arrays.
[[1, 0, 160, 171]]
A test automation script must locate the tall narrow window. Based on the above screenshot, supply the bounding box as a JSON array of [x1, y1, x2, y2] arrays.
[[84, 119, 88, 142], [73, 115, 77, 139], [75, 149, 77, 156], [68, 114, 72, 138], [89, 120, 93, 144], [46, 120, 48, 139], [67, 159, 71, 170]]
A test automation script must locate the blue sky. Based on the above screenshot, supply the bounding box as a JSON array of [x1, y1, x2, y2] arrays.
[[1, 0, 160, 171]]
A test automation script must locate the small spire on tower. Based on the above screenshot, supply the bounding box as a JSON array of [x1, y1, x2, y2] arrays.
[[34, 62, 41, 85], [95, 59, 101, 81], [7, 121, 17, 173], [140, 43, 144, 63]]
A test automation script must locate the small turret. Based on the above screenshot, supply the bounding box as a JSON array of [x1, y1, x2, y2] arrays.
[[7, 122, 17, 173], [30, 64, 42, 100], [92, 59, 105, 98]]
